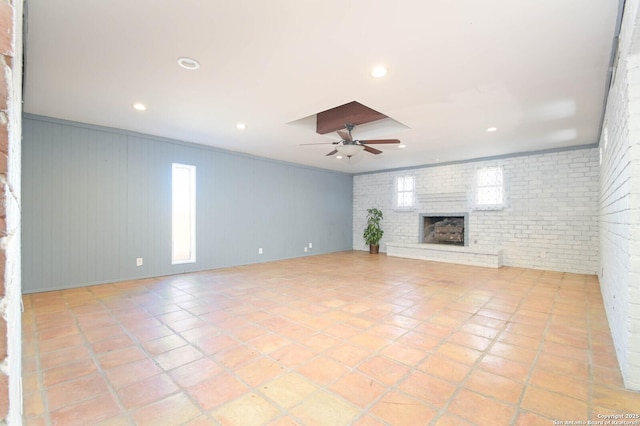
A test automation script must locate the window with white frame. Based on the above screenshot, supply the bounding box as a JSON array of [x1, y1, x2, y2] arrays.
[[394, 175, 416, 210], [474, 166, 504, 210], [172, 163, 196, 264]]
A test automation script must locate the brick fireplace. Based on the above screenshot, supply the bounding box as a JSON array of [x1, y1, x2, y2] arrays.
[[419, 213, 468, 246]]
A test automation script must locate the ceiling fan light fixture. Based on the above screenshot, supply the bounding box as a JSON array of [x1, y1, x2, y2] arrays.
[[336, 155, 343, 159], [398, 144, 406, 148], [336, 144, 364, 157], [486, 127, 498, 132], [132, 102, 146, 111], [236, 122, 247, 130], [177, 57, 200, 70]]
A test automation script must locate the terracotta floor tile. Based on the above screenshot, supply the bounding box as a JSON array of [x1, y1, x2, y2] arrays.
[[213, 393, 279, 426], [22, 253, 640, 426], [379, 341, 428, 366], [488, 341, 538, 365], [23, 392, 44, 418], [496, 331, 541, 351], [351, 414, 387, 426], [233, 324, 270, 342], [434, 342, 483, 366], [289, 390, 360, 426], [301, 333, 340, 352], [330, 371, 387, 408], [478, 354, 531, 383], [296, 356, 349, 386], [325, 343, 371, 367], [39, 346, 92, 370], [397, 370, 457, 407], [46, 373, 111, 411], [521, 386, 588, 420], [418, 353, 472, 384], [186, 372, 248, 410], [349, 332, 392, 351], [141, 334, 188, 355], [115, 372, 178, 409], [591, 384, 640, 412], [105, 358, 162, 389], [90, 334, 136, 354], [434, 413, 475, 426], [248, 332, 291, 354], [43, 359, 98, 387], [464, 368, 524, 405], [50, 393, 121, 425], [154, 344, 203, 371], [81, 324, 127, 343], [132, 393, 201, 425], [535, 352, 590, 381], [169, 356, 224, 388], [192, 333, 237, 355], [38, 334, 84, 353], [235, 356, 286, 387], [370, 390, 437, 425], [448, 330, 492, 351], [98, 346, 147, 369], [397, 330, 441, 351], [529, 368, 588, 401], [261, 372, 319, 409], [514, 411, 554, 426], [358, 355, 410, 386], [448, 388, 516, 425]]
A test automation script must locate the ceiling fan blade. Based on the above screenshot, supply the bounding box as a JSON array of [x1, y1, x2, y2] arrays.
[[363, 145, 383, 155], [337, 129, 352, 141], [300, 142, 333, 146], [359, 139, 401, 144], [325, 149, 338, 156]]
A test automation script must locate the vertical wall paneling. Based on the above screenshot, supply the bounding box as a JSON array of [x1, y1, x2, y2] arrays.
[[22, 116, 353, 292]]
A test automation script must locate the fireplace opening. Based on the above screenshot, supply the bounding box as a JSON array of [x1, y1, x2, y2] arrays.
[[422, 215, 466, 246]]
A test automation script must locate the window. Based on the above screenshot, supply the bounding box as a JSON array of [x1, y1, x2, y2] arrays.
[[474, 166, 504, 210], [172, 163, 196, 264], [394, 175, 416, 210]]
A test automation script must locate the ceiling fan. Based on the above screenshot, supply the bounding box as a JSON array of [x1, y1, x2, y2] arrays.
[[302, 124, 401, 158]]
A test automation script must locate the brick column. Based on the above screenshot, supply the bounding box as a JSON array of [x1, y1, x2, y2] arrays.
[[0, 0, 22, 422]]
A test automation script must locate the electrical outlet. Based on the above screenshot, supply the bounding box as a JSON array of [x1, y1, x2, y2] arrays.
[[304, 247, 308, 252], [309, 243, 313, 249], [258, 248, 263, 255], [136, 258, 143, 266]]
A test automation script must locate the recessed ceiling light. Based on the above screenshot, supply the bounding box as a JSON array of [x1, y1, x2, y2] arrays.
[[486, 127, 497, 132], [132, 103, 146, 111], [371, 65, 387, 78], [236, 122, 247, 130], [398, 144, 406, 149], [177, 57, 200, 70]]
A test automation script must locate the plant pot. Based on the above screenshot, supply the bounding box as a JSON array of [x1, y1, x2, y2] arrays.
[[369, 244, 379, 254]]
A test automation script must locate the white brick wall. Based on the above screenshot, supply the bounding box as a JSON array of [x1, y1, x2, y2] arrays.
[[598, 0, 640, 391], [354, 148, 599, 275]]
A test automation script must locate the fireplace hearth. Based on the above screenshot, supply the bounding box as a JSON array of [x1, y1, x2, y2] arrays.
[[420, 214, 467, 246]]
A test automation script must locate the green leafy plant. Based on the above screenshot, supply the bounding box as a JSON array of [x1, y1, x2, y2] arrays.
[[363, 208, 384, 246]]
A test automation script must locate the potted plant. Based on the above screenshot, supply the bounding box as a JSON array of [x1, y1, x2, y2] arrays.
[[363, 208, 384, 254]]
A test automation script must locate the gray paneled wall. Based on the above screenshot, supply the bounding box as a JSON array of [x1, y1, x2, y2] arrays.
[[22, 116, 353, 293]]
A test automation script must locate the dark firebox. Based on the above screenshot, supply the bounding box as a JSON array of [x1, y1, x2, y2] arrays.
[[423, 216, 465, 246]]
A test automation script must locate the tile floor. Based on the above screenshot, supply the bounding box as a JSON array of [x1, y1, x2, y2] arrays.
[[22, 252, 640, 425]]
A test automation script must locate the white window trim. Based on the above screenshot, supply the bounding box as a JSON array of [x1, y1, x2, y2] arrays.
[[172, 163, 197, 264], [473, 165, 505, 211], [393, 175, 416, 211]]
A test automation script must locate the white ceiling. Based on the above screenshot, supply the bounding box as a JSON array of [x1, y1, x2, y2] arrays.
[[24, 0, 621, 173]]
